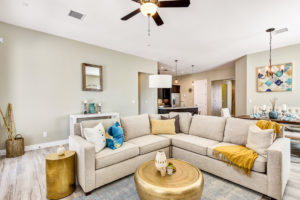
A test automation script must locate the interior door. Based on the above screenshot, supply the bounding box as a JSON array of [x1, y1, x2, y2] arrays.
[[194, 80, 207, 115], [211, 81, 222, 116]]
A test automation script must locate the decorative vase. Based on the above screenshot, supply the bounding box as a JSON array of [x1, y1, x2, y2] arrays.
[[89, 103, 96, 114], [269, 110, 278, 119], [155, 151, 167, 176], [57, 145, 66, 156]]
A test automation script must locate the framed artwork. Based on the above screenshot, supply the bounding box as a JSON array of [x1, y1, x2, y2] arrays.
[[256, 63, 293, 92], [82, 63, 103, 92]]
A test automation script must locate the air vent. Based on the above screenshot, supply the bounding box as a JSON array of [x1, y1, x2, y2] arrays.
[[68, 10, 85, 20]]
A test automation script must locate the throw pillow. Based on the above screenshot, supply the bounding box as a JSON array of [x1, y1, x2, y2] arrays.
[[161, 115, 180, 133], [246, 125, 274, 157], [106, 122, 124, 150], [84, 123, 106, 153], [151, 119, 176, 134]]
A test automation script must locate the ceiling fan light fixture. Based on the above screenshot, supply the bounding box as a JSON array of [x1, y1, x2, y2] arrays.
[[140, 2, 158, 16]]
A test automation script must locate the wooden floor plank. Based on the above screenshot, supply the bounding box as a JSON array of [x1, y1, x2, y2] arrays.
[[0, 145, 299, 200]]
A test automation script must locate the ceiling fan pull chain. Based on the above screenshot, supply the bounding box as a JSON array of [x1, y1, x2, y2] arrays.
[[148, 15, 151, 36]]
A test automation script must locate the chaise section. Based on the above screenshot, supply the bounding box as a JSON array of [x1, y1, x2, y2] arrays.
[[207, 142, 267, 173], [172, 134, 219, 155], [69, 135, 96, 193], [267, 138, 291, 200], [95, 142, 139, 169], [127, 135, 170, 155]]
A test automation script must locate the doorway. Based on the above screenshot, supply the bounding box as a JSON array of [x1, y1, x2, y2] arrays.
[[211, 79, 235, 116], [194, 79, 208, 115]]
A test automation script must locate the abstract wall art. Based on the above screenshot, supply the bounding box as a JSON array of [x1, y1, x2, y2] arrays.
[[257, 63, 293, 92]]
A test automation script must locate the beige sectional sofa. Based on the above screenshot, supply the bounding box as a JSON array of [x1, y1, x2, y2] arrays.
[[69, 113, 290, 200]]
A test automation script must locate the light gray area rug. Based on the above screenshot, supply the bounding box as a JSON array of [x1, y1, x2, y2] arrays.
[[73, 172, 262, 200]]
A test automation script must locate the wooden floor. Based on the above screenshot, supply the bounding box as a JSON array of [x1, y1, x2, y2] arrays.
[[0, 145, 299, 200]]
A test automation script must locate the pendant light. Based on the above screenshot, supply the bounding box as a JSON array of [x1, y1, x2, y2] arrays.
[[174, 60, 178, 84]]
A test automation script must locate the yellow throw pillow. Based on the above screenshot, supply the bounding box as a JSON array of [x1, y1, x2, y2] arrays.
[[151, 119, 176, 135]]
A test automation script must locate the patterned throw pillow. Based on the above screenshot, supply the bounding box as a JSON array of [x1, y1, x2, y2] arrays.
[[84, 123, 106, 153], [106, 122, 124, 150]]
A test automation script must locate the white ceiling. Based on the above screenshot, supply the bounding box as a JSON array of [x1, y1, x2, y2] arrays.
[[0, 0, 300, 74]]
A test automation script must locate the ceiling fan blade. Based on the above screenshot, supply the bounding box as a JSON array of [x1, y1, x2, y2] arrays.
[[158, 0, 190, 7], [121, 8, 141, 20], [152, 12, 164, 26]]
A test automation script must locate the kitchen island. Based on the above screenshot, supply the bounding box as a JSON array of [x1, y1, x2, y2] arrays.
[[158, 107, 199, 115]]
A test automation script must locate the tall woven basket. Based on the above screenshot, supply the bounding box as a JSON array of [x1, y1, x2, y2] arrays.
[[6, 134, 25, 158]]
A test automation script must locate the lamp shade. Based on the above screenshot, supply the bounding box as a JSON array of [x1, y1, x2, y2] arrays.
[[149, 75, 172, 88]]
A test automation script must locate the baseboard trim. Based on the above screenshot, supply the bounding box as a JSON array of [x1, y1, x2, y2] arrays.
[[0, 139, 69, 156]]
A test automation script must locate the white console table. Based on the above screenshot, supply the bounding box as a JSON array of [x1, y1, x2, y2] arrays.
[[69, 112, 120, 136]]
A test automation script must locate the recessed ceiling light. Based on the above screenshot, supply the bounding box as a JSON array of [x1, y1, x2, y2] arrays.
[[22, 2, 29, 7], [68, 10, 85, 20]]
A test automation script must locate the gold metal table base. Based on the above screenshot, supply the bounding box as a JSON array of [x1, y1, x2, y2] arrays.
[[46, 151, 76, 199], [134, 159, 204, 200]]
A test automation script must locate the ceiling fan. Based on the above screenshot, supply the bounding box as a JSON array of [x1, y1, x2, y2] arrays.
[[121, 0, 190, 26]]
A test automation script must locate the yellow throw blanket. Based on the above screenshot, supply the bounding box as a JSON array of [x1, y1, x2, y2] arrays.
[[213, 145, 258, 176], [256, 120, 282, 140]]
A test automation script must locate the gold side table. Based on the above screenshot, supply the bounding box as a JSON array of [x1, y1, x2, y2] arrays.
[[134, 159, 204, 200], [46, 150, 76, 199]]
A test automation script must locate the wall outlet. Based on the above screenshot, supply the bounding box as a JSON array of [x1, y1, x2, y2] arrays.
[[43, 131, 47, 137]]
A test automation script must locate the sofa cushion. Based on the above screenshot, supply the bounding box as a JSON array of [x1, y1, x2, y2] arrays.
[[169, 112, 192, 134], [80, 118, 120, 138], [172, 134, 219, 155], [127, 135, 170, 155], [223, 118, 256, 145], [120, 114, 150, 141], [207, 142, 267, 173], [189, 115, 226, 141], [95, 142, 139, 169]]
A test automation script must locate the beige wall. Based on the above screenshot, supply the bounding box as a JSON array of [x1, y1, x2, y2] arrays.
[[235, 56, 247, 116], [176, 62, 235, 115], [246, 44, 300, 114], [0, 22, 157, 149], [138, 73, 157, 115]]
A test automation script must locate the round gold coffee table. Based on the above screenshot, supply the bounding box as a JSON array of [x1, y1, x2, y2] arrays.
[[134, 159, 204, 200], [46, 150, 76, 199]]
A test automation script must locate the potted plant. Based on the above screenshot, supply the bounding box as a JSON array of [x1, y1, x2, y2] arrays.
[[167, 162, 176, 175], [0, 103, 24, 158]]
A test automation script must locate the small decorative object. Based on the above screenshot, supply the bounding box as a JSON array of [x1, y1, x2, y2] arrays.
[[167, 162, 176, 175], [269, 97, 278, 119], [97, 103, 102, 114], [0, 104, 25, 158], [106, 122, 124, 150], [83, 100, 88, 114], [155, 151, 167, 176], [57, 145, 66, 156], [281, 114, 296, 121], [282, 104, 287, 117], [89, 103, 96, 114], [250, 113, 263, 119]]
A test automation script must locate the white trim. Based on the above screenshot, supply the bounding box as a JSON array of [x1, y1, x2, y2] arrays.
[[0, 139, 69, 156]]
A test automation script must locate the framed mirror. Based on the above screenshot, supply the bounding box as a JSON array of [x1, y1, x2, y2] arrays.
[[82, 63, 103, 91]]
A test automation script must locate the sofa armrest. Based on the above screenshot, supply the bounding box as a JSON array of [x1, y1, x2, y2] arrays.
[[267, 138, 290, 200], [69, 135, 95, 193]]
